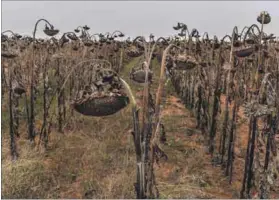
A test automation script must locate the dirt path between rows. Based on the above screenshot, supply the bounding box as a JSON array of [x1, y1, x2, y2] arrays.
[[154, 95, 240, 198]]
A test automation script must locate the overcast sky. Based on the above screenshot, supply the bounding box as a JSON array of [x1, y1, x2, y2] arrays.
[[2, 1, 279, 38]]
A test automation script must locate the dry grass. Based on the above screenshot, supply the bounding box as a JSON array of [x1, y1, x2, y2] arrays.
[[2, 107, 136, 198]]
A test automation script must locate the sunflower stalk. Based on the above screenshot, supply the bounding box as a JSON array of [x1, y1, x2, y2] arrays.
[[208, 48, 222, 155], [220, 27, 236, 161], [56, 58, 64, 133], [8, 64, 18, 160], [225, 97, 239, 184], [38, 56, 50, 150]]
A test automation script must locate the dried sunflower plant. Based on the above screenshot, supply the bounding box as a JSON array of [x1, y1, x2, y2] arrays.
[[1, 11, 278, 199], [169, 12, 278, 199]]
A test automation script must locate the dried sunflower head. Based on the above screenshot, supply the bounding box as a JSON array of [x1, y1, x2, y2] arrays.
[[43, 24, 59, 37], [67, 33, 78, 41], [72, 68, 130, 117], [83, 25, 90, 31], [1, 50, 19, 59], [257, 11, 271, 24], [1, 34, 8, 42]]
